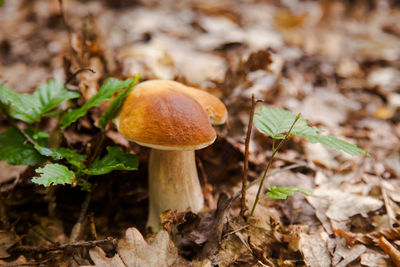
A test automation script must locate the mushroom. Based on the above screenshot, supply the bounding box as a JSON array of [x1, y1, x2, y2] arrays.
[[115, 80, 227, 231]]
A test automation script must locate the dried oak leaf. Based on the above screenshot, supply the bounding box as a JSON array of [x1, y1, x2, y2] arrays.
[[87, 227, 183, 267], [334, 226, 400, 246]]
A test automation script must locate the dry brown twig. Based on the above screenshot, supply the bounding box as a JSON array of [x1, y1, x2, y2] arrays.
[[11, 237, 117, 253], [240, 94, 262, 218]]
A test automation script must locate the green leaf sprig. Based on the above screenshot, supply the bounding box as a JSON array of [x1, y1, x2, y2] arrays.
[[0, 76, 140, 190], [60, 78, 135, 128], [249, 107, 369, 216]]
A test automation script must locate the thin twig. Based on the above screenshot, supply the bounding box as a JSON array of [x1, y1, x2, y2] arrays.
[[12, 237, 117, 253], [69, 190, 92, 242], [88, 212, 98, 239], [66, 68, 95, 84], [69, 133, 105, 241], [240, 94, 262, 218], [0, 262, 48, 267], [7, 115, 36, 146], [249, 114, 301, 216]]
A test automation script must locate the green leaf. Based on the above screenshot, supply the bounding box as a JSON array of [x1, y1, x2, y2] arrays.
[[34, 146, 87, 170], [84, 146, 138, 175], [98, 75, 141, 129], [265, 186, 312, 200], [0, 81, 79, 123], [300, 134, 369, 157], [32, 163, 75, 187], [0, 0, 3, 7], [0, 128, 46, 166], [254, 107, 318, 139], [78, 181, 92, 191], [254, 107, 369, 156], [33, 80, 80, 116], [0, 84, 40, 123], [60, 78, 134, 128]]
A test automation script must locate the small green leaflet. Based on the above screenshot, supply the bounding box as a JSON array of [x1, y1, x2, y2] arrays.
[[0, 81, 80, 123], [84, 146, 138, 175], [254, 107, 318, 139], [0, 84, 40, 123], [34, 146, 87, 170], [265, 186, 312, 200], [254, 107, 369, 156], [32, 164, 75, 187], [34, 80, 80, 117], [0, 128, 46, 166], [60, 78, 134, 128], [98, 74, 141, 129]]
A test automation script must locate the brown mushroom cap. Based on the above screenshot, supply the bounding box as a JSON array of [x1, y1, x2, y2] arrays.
[[116, 83, 217, 150], [133, 80, 228, 125]]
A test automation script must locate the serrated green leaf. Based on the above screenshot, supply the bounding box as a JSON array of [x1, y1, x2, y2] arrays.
[[265, 186, 312, 200], [98, 75, 141, 129], [84, 146, 138, 175], [0, 128, 46, 166], [34, 146, 87, 170], [60, 78, 134, 128], [32, 163, 75, 187], [0, 81, 79, 123], [254, 107, 319, 139], [300, 134, 370, 156], [34, 80, 80, 116], [254, 107, 369, 156]]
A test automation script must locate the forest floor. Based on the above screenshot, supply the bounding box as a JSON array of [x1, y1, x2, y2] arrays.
[[1, 0, 400, 266]]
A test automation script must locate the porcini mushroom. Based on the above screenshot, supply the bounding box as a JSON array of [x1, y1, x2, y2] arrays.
[[115, 80, 227, 231]]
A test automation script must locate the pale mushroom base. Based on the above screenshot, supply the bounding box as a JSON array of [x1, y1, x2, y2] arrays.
[[147, 149, 204, 231]]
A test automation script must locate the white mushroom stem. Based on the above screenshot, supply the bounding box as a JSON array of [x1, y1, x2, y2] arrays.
[[147, 149, 204, 231]]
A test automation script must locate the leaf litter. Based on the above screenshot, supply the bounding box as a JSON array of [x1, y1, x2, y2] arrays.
[[1, 0, 400, 266]]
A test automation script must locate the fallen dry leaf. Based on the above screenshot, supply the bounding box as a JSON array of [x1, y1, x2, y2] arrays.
[[334, 226, 400, 246], [299, 230, 331, 267], [0, 230, 18, 258], [0, 255, 28, 266], [87, 227, 182, 267], [308, 188, 383, 222], [331, 238, 366, 267], [360, 251, 391, 267]]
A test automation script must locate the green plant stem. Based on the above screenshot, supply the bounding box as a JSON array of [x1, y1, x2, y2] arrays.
[[272, 139, 276, 152], [249, 113, 300, 217]]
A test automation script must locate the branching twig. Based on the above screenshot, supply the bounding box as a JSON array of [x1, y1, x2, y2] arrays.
[[66, 68, 96, 84], [249, 114, 301, 216], [240, 94, 262, 218], [12, 237, 117, 253]]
